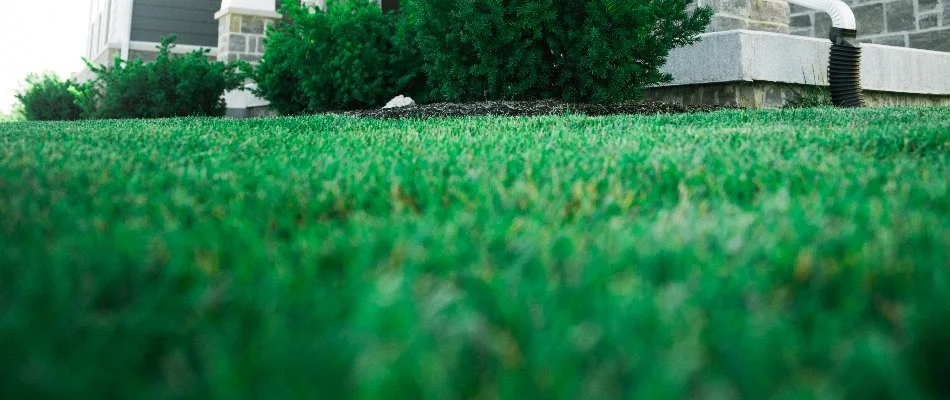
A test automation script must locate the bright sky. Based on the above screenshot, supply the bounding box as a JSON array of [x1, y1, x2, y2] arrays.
[[0, 0, 92, 114]]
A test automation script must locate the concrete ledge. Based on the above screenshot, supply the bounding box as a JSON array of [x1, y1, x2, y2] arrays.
[[215, 7, 282, 20], [655, 30, 950, 106], [225, 105, 277, 119], [224, 82, 272, 118]]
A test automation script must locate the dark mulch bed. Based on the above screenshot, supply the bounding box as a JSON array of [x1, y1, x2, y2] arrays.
[[340, 100, 731, 119]]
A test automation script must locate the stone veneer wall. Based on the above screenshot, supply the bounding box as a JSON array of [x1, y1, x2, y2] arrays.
[[789, 0, 949, 52], [696, 0, 791, 33], [216, 14, 273, 63], [645, 81, 950, 107]]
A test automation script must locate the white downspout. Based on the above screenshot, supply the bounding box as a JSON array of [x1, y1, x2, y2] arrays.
[[786, 0, 856, 30]]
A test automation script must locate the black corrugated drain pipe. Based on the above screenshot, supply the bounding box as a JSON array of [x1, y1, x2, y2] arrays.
[[788, 0, 864, 107], [828, 27, 863, 107]]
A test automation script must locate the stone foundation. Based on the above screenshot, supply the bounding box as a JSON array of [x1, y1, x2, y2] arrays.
[[215, 3, 281, 117], [215, 13, 275, 63], [646, 82, 950, 107], [697, 0, 791, 33]]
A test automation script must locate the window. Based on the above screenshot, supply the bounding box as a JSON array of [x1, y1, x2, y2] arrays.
[[381, 0, 399, 14]]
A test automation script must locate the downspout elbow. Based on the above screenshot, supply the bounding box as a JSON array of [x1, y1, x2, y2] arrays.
[[788, 0, 856, 29]]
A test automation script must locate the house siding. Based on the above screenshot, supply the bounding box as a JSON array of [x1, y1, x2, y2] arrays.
[[130, 0, 222, 47], [87, 0, 125, 59]]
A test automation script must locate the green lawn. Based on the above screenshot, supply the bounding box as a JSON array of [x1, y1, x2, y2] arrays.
[[1, 107, 949, 398]]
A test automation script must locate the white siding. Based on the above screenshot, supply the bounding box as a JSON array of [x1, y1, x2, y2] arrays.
[[86, 0, 124, 59]]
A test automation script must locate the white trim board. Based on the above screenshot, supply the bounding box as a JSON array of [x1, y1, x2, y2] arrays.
[[214, 7, 282, 20]]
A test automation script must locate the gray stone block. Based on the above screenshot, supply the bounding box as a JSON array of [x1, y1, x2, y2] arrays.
[[862, 91, 950, 106], [763, 85, 785, 107], [872, 34, 908, 46], [241, 17, 265, 34], [713, 0, 751, 18], [788, 4, 815, 14], [647, 80, 950, 109], [708, 15, 749, 31], [229, 34, 247, 52], [886, 0, 916, 32], [750, 0, 790, 25], [789, 4, 810, 14], [239, 53, 262, 63], [790, 28, 814, 37], [854, 4, 885, 35], [790, 14, 812, 29], [698, 85, 740, 106], [815, 12, 832, 39], [230, 15, 241, 33], [909, 27, 950, 51], [919, 13, 939, 29], [918, 0, 939, 12], [705, 0, 791, 32], [748, 21, 790, 33]]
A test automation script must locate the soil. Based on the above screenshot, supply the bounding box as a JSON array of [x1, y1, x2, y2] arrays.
[[339, 100, 732, 119]]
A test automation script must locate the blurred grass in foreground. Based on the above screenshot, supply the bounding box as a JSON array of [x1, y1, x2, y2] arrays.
[[1, 107, 949, 399]]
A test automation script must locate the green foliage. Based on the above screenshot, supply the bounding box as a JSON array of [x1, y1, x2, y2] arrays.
[[13, 73, 83, 121], [401, 0, 712, 102], [255, 0, 424, 114], [80, 35, 248, 119], [2, 107, 950, 398], [784, 84, 831, 108]]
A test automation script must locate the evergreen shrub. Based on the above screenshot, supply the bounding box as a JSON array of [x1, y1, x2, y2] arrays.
[[401, 0, 712, 103], [14, 73, 83, 121], [255, 0, 424, 114], [80, 35, 247, 119]]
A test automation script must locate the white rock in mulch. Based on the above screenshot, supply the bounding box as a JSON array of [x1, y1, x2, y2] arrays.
[[383, 95, 416, 109]]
